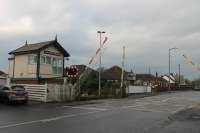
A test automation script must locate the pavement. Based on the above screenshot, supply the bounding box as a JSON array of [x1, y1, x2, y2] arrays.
[[1, 91, 200, 133]]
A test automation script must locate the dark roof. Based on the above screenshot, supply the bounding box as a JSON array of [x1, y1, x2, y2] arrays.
[[9, 40, 70, 57], [102, 65, 127, 80], [75, 65, 98, 78], [136, 74, 156, 81], [0, 70, 7, 77], [0, 70, 6, 75], [75, 65, 87, 75], [157, 77, 168, 83]]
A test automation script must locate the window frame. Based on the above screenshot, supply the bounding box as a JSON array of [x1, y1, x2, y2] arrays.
[[28, 54, 37, 65], [41, 55, 52, 65], [46, 56, 52, 65], [41, 56, 46, 64], [52, 57, 63, 75]]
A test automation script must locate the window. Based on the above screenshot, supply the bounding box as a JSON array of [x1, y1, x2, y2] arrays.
[[46, 56, 52, 64], [41, 56, 46, 64], [28, 55, 37, 65], [52, 58, 63, 75], [52, 58, 57, 74], [58, 59, 63, 67], [41, 55, 52, 64]]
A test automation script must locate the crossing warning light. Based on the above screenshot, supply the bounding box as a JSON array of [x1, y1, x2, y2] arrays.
[[66, 65, 78, 77]]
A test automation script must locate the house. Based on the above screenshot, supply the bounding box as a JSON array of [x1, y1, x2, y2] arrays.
[[102, 65, 127, 82], [126, 71, 136, 84], [75, 65, 98, 79], [174, 74, 185, 85], [0, 70, 7, 85], [133, 74, 168, 88], [8, 37, 70, 84], [134, 74, 156, 86], [162, 75, 175, 84]]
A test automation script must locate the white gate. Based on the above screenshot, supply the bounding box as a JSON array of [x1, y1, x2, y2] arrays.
[[127, 86, 152, 94]]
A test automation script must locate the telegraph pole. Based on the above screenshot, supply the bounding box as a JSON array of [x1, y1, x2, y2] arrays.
[[178, 64, 181, 87], [120, 46, 125, 97], [97, 31, 105, 97]]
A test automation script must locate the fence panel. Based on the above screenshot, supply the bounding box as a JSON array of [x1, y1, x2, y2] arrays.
[[12, 84, 47, 102]]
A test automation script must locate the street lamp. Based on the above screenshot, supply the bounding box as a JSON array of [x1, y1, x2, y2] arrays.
[[168, 47, 178, 91], [97, 31, 106, 96]]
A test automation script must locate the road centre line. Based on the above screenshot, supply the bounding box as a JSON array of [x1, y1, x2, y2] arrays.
[[0, 110, 105, 129]]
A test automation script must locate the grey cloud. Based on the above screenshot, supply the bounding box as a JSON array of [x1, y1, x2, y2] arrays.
[[0, 0, 200, 79]]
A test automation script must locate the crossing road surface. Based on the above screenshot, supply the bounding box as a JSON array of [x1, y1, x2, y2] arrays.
[[1, 91, 200, 133]]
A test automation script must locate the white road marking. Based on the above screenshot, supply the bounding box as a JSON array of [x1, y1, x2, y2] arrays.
[[171, 105, 195, 114], [127, 108, 167, 113], [121, 103, 149, 109], [0, 110, 105, 129], [161, 97, 179, 102], [172, 107, 187, 114], [63, 106, 108, 111]]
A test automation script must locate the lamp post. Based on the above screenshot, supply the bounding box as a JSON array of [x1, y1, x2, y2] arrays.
[[97, 31, 105, 97], [168, 47, 178, 91]]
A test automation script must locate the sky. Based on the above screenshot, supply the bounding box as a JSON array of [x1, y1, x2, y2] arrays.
[[0, 0, 200, 80]]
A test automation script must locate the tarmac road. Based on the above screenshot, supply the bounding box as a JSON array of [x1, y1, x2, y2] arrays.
[[1, 91, 200, 133]]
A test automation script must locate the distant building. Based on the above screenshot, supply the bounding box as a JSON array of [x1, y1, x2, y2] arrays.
[[134, 74, 156, 86], [8, 37, 70, 84], [174, 74, 185, 85], [130, 73, 168, 88], [0, 70, 7, 85], [162, 75, 175, 84], [127, 71, 136, 84], [101, 65, 127, 83]]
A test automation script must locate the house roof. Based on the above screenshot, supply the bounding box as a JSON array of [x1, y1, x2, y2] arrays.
[[162, 75, 175, 83], [0, 70, 5, 75], [75, 65, 98, 78], [0, 70, 7, 77], [102, 65, 127, 80], [136, 74, 156, 81], [9, 39, 70, 57]]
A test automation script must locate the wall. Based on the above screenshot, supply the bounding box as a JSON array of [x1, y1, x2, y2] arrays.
[[8, 59, 14, 77], [47, 83, 76, 102], [127, 85, 152, 94], [14, 54, 37, 78]]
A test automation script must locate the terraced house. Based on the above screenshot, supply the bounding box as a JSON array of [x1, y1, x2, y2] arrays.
[[8, 37, 70, 84]]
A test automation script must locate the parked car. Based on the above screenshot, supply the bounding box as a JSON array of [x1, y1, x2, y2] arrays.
[[0, 85, 28, 104]]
